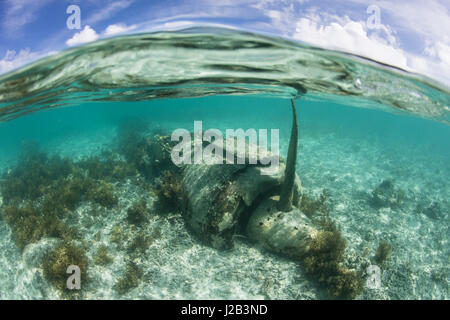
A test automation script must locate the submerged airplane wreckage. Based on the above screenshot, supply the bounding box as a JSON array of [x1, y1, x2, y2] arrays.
[[176, 99, 364, 299], [0, 99, 364, 299]]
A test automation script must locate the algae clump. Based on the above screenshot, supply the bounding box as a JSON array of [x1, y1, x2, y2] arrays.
[[374, 240, 392, 266], [303, 219, 364, 299], [42, 242, 88, 297], [2, 204, 77, 251], [93, 244, 114, 266], [114, 261, 143, 295], [126, 200, 148, 225], [370, 179, 405, 209], [87, 181, 118, 208], [299, 189, 329, 217], [154, 170, 184, 213]]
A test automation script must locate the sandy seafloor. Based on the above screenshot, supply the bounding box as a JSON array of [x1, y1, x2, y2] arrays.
[[0, 96, 448, 300]]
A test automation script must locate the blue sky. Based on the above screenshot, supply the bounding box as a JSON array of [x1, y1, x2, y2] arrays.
[[1, 0, 450, 86]]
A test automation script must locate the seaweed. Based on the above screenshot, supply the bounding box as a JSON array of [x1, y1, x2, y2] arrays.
[[374, 240, 392, 266], [303, 218, 364, 299], [87, 181, 118, 208], [114, 261, 143, 295], [116, 120, 177, 178], [127, 231, 153, 254], [1, 204, 76, 251], [154, 170, 184, 213], [93, 244, 114, 266], [42, 242, 88, 297], [126, 200, 148, 225], [78, 156, 136, 181], [299, 189, 329, 217], [110, 225, 124, 247], [44, 173, 93, 213], [326, 268, 364, 300], [116, 120, 154, 177], [0, 147, 126, 252], [370, 179, 405, 209], [0, 150, 74, 203]]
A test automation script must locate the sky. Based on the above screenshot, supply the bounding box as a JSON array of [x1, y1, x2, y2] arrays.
[[0, 0, 449, 86]]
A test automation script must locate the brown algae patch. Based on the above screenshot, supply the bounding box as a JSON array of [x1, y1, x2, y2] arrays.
[[0, 124, 177, 297]]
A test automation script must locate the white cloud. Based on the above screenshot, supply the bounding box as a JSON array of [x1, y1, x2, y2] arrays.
[[85, 0, 134, 25], [364, 0, 450, 44], [293, 17, 409, 70], [287, 9, 450, 85], [343, 0, 450, 84], [430, 42, 450, 67], [0, 48, 40, 74], [103, 23, 137, 36], [66, 25, 99, 46], [243, 0, 450, 86], [412, 42, 450, 85], [65, 23, 137, 47]]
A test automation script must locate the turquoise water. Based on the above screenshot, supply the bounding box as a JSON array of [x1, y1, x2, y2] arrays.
[[0, 28, 449, 300]]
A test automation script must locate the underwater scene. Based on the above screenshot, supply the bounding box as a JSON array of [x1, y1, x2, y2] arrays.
[[0, 28, 449, 300]]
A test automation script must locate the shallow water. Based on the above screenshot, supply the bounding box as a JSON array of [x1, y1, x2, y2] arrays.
[[0, 28, 449, 300]]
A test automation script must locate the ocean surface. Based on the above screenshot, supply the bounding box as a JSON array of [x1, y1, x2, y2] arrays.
[[0, 27, 448, 300]]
